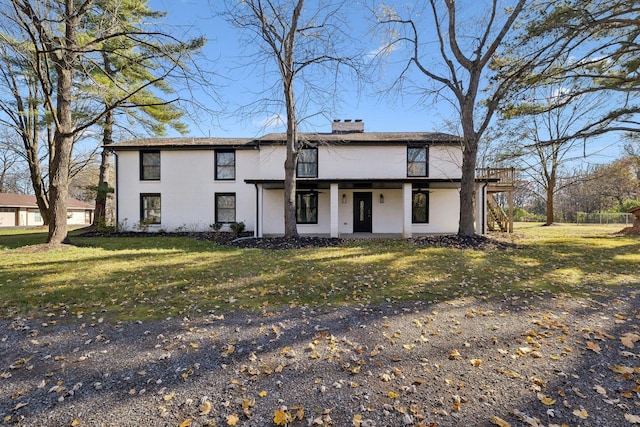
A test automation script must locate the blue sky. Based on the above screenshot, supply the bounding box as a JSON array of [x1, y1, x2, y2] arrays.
[[147, 0, 627, 164], [148, 0, 461, 137]]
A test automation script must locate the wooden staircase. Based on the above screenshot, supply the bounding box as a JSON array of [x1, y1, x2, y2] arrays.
[[487, 194, 508, 232], [477, 167, 516, 233]]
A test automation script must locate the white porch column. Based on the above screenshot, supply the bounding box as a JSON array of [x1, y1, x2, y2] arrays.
[[256, 183, 264, 238], [330, 183, 339, 238], [402, 183, 412, 238]]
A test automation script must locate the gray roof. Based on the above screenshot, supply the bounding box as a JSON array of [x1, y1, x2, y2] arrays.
[[0, 193, 94, 209], [110, 132, 461, 150], [111, 138, 255, 150]]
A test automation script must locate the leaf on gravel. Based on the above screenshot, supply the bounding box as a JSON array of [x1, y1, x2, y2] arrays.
[[610, 365, 634, 375], [626, 413, 640, 424], [226, 413, 239, 425], [537, 393, 555, 406], [470, 358, 483, 367], [352, 414, 363, 426], [388, 391, 400, 399], [593, 385, 607, 396], [449, 349, 462, 360], [491, 416, 511, 427], [258, 390, 267, 398], [179, 420, 192, 427], [586, 341, 601, 354], [573, 408, 588, 419], [273, 408, 292, 425], [199, 400, 212, 415], [71, 419, 81, 426], [12, 402, 27, 411], [621, 333, 640, 349]]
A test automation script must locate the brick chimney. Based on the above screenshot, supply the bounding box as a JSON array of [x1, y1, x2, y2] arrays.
[[332, 119, 364, 134]]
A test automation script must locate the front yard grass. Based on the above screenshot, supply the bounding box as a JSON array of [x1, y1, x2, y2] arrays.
[[0, 223, 638, 322]]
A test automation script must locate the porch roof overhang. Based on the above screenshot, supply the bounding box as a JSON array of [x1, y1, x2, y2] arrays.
[[244, 177, 486, 190]]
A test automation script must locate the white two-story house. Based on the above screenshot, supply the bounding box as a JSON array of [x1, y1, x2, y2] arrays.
[[111, 120, 491, 237]]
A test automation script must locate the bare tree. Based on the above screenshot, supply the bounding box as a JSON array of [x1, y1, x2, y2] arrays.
[[224, 0, 361, 237], [376, 0, 527, 236], [495, 85, 615, 225]]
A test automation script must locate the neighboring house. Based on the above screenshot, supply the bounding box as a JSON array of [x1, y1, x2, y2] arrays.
[[0, 193, 94, 227], [111, 120, 494, 237], [629, 206, 640, 228]]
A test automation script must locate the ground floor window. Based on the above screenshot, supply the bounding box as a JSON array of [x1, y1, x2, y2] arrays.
[[215, 193, 236, 223], [296, 191, 318, 224], [412, 190, 429, 223], [140, 194, 161, 224]]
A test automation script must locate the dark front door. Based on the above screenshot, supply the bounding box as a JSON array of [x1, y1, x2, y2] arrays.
[[353, 192, 372, 232]]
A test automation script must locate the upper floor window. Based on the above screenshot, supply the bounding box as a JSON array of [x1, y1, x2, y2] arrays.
[[215, 193, 236, 223], [296, 191, 318, 224], [216, 150, 235, 180], [297, 147, 318, 178], [140, 193, 161, 224], [412, 190, 429, 223], [140, 151, 160, 180], [407, 147, 428, 177]]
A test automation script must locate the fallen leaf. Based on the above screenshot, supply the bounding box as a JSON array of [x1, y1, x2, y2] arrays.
[[594, 385, 607, 396], [226, 413, 239, 426], [352, 414, 363, 426], [258, 390, 268, 398], [199, 400, 212, 415], [179, 420, 192, 427], [626, 413, 640, 424], [491, 416, 511, 427], [621, 333, 640, 349], [388, 391, 400, 399], [537, 393, 556, 406], [71, 420, 81, 427], [470, 358, 483, 367], [586, 341, 601, 354], [449, 349, 462, 360], [273, 409, 292, 425], [573, 408, 588, 419]]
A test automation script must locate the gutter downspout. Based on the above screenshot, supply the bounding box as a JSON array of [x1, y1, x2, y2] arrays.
[[254, 183, 260, 237]]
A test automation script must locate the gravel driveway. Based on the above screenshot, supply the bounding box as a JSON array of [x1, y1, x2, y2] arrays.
[[2, 288, 640, 426]]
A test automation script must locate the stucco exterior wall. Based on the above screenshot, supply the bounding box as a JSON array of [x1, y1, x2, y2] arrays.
[[256, 144, 461, 180], [116, 149, 258, 232], [114, 140, 466, 235]]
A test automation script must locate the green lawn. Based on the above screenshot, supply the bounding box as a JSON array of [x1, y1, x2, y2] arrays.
[[0, 223, 638, 321]]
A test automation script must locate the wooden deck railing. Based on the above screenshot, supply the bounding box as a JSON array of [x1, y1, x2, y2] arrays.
[[476, 167, 515, 187]]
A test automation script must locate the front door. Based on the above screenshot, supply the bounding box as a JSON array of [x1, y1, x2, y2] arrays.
[[353, 192, 372, 232]]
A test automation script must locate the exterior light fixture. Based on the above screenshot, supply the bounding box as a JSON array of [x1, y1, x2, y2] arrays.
[[379, 194, 384, 203], [342, 194, 347, 204]]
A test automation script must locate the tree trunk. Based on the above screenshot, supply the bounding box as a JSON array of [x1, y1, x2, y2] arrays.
[[458, 107, 479, 237], [47, 65, 73, 245], [545, 181, 555, 226], [47, 1, 76, 245], [458, 141, 478, 236], [93, 109, 114, 226], [283, 80, 298, 237]]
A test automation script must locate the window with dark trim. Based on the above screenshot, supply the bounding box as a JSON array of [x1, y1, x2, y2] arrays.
[[412, 190, 429, 223], [215, 193, 236, 223], [215, 150, 235, 180], [296, 191, 318, 224], [140, 193, 161, 224], [407, 147, 428, 177], [297, 147, 318, 178], [140, 151, 161, 180]]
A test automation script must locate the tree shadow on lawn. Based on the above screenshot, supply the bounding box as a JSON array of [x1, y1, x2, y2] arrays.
[[1, 290, 639, 426]]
